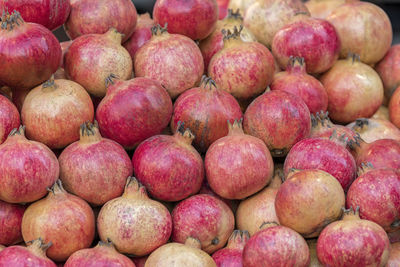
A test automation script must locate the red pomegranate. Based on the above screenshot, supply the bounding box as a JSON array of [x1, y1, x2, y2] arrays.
[[387, 243, 400, 267], [212, 230, 249, 267], [243, 90, 311, 157], [217, 0, 229, 19], [132, 125, 203, 202], [123, 13, 155, 59], [59, 121, 133, 206], [96, 77, 172, 149], [0, 201, 25, 246], [0, 95, 19, 144], [317, 207, 390, 266], [271, 57, 328, 114], [64, 240, 135, 267], [97, 177, 172, 256], [171, 76, 242, 153], [199, 180, 238, 213], [21, 78, 94, 149], [389, 86, 400, 128], [172, 194, 235, 254], [65, 28, 133, 97], [59, 40, 72, 68], [205, 119, 274, 199], [320, 55, 384, 124], [376, 45, 400, 98], [153, 0, 218, 40], [326, 1, 392, 65], [134, 24, 204, 99], [65, 0, 137, 42], [0, 11, 61, 90], [0, 238, 56, 267], [21, 180, 95, 262], [305, 0, 346, 19], [131, 256, 147, 267], [0, 126, 59, 203], [272, 17, 340, 74], [347, 118, 400, 143], [208, 26, 275, 101], [243, 222, 310, 266]]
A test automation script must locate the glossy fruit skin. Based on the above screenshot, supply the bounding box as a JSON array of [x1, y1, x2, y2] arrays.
[[0, 95, 20, 144], [96, 78, 172, 149], [272, 18, 340, 74], [153, 0, 218, 40], [212, 230, 249, 267], [376, 45, 400, 98], [65, 0, 137, 43], [0, 201, 25, 246], [389, 86, 400, 129], [305, 0, 346, 19], [243, 90, 311, 157], [123, 13, 155, 59], [347, 118, 400, 143], [387, 242, 400, 267]]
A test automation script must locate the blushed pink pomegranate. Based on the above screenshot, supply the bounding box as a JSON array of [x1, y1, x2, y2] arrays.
[[134, 24, 204, 99], [133, 125, 203, 202], [0, 201, 25, 246], [205, 120, 274, 199], [387, 243, 400, 267], [243, 222, 310, 266], [0, 126, 59, 203], [305, 0, 346, 19], [65, 0, 137, 42], [376, 45, 400, 98], [212, 230, 249, 267], [153, 0, 218, 40], [271, 57, 328, 114], [172, 194, 235, 254], [65, 28, 133, 97], [347, 118, 400, 143], [272, 17, 340, 74], [389, 86, 400, 128], [317, 207, 390, 266], [59, 121, 133, 206], [171, 76, 242, 153], [217, 0, 229, 19], [96, 77, 172, 149], [199, 180, 238, 213], [0, 11, 61, 90], [0, 95, 19, 144], [123, 13, 155, 59], [97, 177, 172, 256], [243, 90, 311, 157], [21, 180, 95, 262]]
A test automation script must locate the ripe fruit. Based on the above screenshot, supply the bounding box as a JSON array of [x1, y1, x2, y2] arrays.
[[0, 201, 25, 246], [212, 230, 249, 267], [375, 44, 400, 98], [0, 95, 20, 144], [347, 118, 400, 143], [123, 13, 155, 59], [389, 86, 400, 128]]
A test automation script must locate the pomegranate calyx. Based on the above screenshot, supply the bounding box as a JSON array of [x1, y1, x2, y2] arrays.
[[211, 237, 219, 245], [200, 75, 217, 90], [105, 73, 118, 89], [227, 119, 244, 135], [9, 125, 26, 137], [0, 10, 24, 31], [287, 56, 306, 72], [347, 52, 361, 64], [342, 206, 361, 221], [185, 237, 202, 249], [228, 230, 250, 249], [259, 221, 279, 230], [98, 238, 116, 249], [26, 237, 52, 256], [104, 28, 124, 44], [311, 111, 332, 128], [348, 133, 366, 152], [42, 75, 57, 90], [151, 24, 168, 36], [353, 118, 370, 132], [47, 179, 66, 195], [175, 121, 195, 145], [226, 9, 243, 20], [222, 25, 243, 41], [329, 129, 350, 147], [357, 162, 374, 176], [123, 177, 148, 199], [79, 121, 102, 143]]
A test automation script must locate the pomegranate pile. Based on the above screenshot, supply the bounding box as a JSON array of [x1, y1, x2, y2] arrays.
[[0, 0, 400, 266]]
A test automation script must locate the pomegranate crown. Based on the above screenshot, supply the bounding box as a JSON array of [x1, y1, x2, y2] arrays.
[[348, 133, 364, 150], [357, 162, 374, 176], [329, 129, 350, 145], [222, 25, 243, 41], [226, 9, 243, 20], [151, 23, 168, 36], [9, 125, 25, 137], [347, 52, 361, 63], [200, 75, 217, 90], [26, 237, 53, 252], [353, 118, 370, 131], [105, 73, 118, 88], [1, 9, 24, 31], [176, 121, 195, 140], [80, 121, 99, 136], [288, 56, 305, 66], [311, 111, 331, 128]]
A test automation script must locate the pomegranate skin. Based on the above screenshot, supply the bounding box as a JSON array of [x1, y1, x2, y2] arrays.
[[0, 245, 4, 252], [243, 90, 311, 157], [389, 86, 400, 128], [387, 243, 400, 267], [212, 230, 249, 267], [172, 194, 235, 254], [373, 106, 390, 121], [272, 17, 340, 74], [376, 45, 400, 98], [96, 78, 172, 149], [123, 13, 155, 59], [0, 201, 25, 246], [0, 126, 59, 203], [153, 0, 218, 40], [65, 0, 137, 42], [347, 118, 400, 143], [0, 95, 20, 144], [305, 0, 346, 19]]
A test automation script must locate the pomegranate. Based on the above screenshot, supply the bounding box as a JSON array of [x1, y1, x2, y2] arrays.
[[11, 87, 30, 113], [123, 13, 155, 60], [242, 222, 310, 266], [271, 56, 328, 114], [21, 78, 94, 149], [171, 76, 242, 153], [228, 0, 257, 14], [320, 55, 384, 124], [243, 90, 311, 157], [326, 1, 392, 65], [0, 10, 61, 90], [131, 256, 147, 267], [65, 28, 133, 97], [307, 239, 323, 267], [244, 0, 310, 48], [389, 230, 400, 244], [305, 0, 346, 19], [347, 118, 400, 143], [0, 245, 4, 252], [0, 201, 25, 246], [64, 240, 135, 267], [96, 77, 172, 149], [205, 119, 274, 199], [132, 124, 203, 202], [59, 40, 73, 68], [59, 121, 133, 206], [217, 0, 229, 19], [376, 45, 400, 98], [208, 26, 275, 101], [0, 95, 19, 144], [97, 177, 172, 256], [0, 126, 59, 203], [373, 106, 390, 121], [212, 230, 249, 267], [199, 180, 238, 213], [65, 0, 137, 42], [317, 207, 390, 266], [145, 237, 216, 266], [389, 86, 400, 128], [387, 243, 400, 267], [134, 24, 204, 99], [0, 238, 56, 267], [153, 0, 218, 40], [172, 194, 235, 253]]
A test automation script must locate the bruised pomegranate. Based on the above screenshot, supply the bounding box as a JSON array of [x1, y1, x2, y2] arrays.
[[171, 76, 242, 153], [243, 90, 311, 157], [376, 45, 400, 98], [0, 95, 19, 144], [387, 243, 400, 267], [0, 201, 25, 246], [21, 180, 95, 262], [97, 177, 172, 256], [134, 24, 204, 99], [347, 118, 400, 143], [59, 121, 133, 206], [212, 230, 249, 267], [271, 57, 328, 114], [305, 0, 346, 19], [0, 126, 59, 203], [123, 13, 155, 59], [317, 207, 390, 266], [389, 86, 400, 128], [172, 194, 235, 254]]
